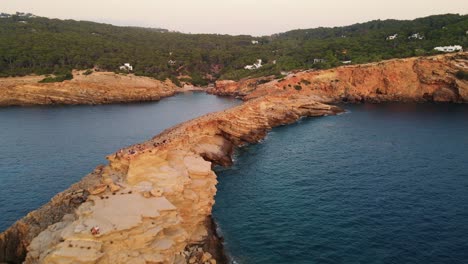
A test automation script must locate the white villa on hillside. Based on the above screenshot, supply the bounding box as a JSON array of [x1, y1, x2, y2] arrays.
[[244, 59, 263, 70], [251, 40, 259, 45], [386, 34, 398, 40], [434, 45, 463, 52], [119, 63, 133, 71], [313, 58, 326, 64], [408, 33, 424, 40], [341, 60, 352, 64]]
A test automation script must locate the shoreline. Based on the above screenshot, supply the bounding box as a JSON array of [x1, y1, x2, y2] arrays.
[[0, 53, 465, 263], [209, 53, 467, 104], [0, 93, 342, 264], [0, 71, 190, 107]]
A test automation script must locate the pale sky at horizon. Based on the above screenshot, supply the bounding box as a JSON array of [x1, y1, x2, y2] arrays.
[[3, 0, 468, 36]]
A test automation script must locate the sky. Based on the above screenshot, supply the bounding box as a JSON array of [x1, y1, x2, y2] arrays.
[[2, 0, 467, 36]]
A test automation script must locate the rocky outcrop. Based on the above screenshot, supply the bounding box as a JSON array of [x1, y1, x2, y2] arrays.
[[206, 76, 276, 98], [0, 71, 184, 106], [209, 53, 468, 103], [0, 94, 342, 264]]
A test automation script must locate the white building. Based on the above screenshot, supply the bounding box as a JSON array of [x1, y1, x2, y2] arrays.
[[434, 45, 463, 52], [408, 33, 424, 40], [244, 59, 263, 70], [313, 58, 326, 64], [341, 60, 352, 64], [119, 63, 133, 71], [251, 40, 259, 45], [386, 34, 398, 40]]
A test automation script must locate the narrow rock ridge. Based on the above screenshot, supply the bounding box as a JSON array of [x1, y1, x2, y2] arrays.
[[0, 71, 185, 106], [0, 94, 342, 264], [209, 53, 468, 103]]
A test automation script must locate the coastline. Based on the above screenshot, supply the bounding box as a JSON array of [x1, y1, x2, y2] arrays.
[[0, 71, 204, 107], [209, 53, 468, 104], [0, 93, 342, 263], [0, 53, 466, 263]]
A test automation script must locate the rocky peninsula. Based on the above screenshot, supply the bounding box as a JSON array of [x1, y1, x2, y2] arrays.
[[209, 53, 468, 103], [0, 93, 342, 264], [0, 71, 187, 106], [1, 53, 467, 263]]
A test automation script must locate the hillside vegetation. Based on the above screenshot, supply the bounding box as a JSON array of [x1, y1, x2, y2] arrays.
[[1, 12, 467, 84]]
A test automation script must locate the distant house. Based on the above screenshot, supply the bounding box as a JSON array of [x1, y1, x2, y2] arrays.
[[408, 33, 424, 40], [251, 40, 259, 45], [168, 60, 176, 65], [434, 45, 463, 52], [386, 34, 398, 40], [341, 60, 352, 64], [244, 59, 262, 70], [313, 58, 326, 64], [119, 63, 133, 71], [0, 13, 11, 18], [18, 21, 28, 24]]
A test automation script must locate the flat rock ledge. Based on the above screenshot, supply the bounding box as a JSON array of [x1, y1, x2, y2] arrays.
[[0, 94, 342, 264]]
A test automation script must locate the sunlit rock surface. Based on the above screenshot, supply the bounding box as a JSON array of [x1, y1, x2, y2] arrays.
[[0, 93, 342, 263], [209, 53, 468, 103]]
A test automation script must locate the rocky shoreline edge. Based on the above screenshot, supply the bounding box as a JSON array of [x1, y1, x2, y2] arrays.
[[0, 93, 342, 264], [1, 53, 465, 263], [208, 53, 467, 104], [0, 70, 204, 107]]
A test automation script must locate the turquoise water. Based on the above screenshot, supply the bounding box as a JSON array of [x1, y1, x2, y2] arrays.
[[0, 92, 240, 231], [213, 103, 468, 264]]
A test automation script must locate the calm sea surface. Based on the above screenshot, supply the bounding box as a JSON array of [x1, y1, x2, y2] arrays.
[[213, 103, 468, 264], [0, 92, 239, 231]]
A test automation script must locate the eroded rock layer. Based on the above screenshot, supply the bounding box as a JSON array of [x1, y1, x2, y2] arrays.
[[0, 71, 182, 106], [209, 53, 468, 103], [0, 94, 342, 264]]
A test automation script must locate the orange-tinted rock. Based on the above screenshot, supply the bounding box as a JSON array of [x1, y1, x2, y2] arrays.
[[88, 184, 108, 195], [209, 53, 468, 104], [0, 71, 182, 106]]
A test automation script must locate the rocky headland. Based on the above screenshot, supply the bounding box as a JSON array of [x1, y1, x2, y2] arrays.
[[209, 53, 468, 103], [1, 53, 467, 264], [0, 71, 190, 106], [0, 93, 342, 264]]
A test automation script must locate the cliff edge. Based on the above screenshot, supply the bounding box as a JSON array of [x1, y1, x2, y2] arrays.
[[209, 53, 468, 103], [0, 71, 182, 106], [0, 94, 342, 264]]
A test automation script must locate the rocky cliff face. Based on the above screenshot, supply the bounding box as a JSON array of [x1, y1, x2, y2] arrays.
[[0, 71, 181, 106], [0, 94, 342, 264], [209, 53, 468, 103]]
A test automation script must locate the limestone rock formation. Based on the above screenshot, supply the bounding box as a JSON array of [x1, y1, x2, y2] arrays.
[[0, 71, 182, 106], [209, 53, 468, 103], [0, 94, 342, 264]]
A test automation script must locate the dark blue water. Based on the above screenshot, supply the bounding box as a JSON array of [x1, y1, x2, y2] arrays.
[[0, 92, 239, 231], [213, 103, 468, 264]]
